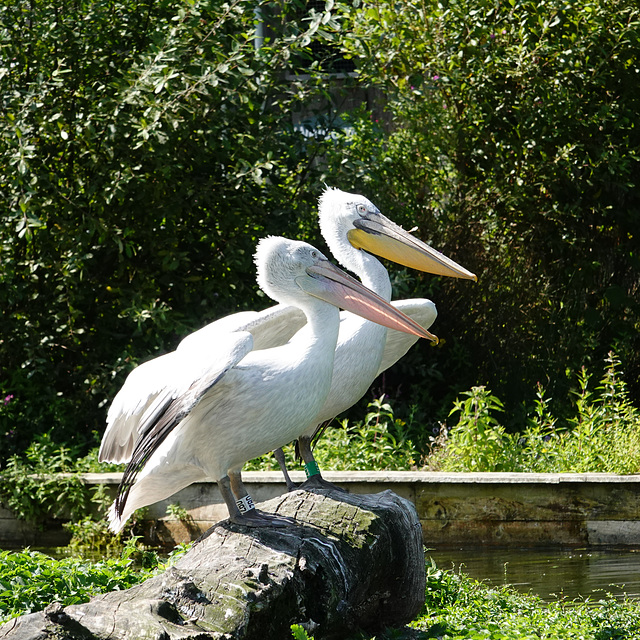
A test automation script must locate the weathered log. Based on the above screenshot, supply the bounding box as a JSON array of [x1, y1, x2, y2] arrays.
[[0, 488, 425, 640]]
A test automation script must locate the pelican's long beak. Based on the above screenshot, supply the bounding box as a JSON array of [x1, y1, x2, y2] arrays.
[[298, 260, 438, 343], [347, 211, 477, 281]]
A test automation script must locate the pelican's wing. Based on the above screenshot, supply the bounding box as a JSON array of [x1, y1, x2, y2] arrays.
[[113, 331, 254, 517], [178, 303, 306, 352], [100, 353, 179, 464], [376, 299, 438, 375], [100, 304, 306, 464]]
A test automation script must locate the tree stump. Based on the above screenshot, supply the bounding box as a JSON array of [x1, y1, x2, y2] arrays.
[[0, 488, 425, 640]]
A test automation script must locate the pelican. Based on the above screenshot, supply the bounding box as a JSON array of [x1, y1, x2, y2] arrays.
[[102, 237, 436, 531], [100, 188, 475, 513], [271, 187, 477, 488]]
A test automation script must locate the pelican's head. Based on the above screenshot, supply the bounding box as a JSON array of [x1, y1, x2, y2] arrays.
[[254, 236, 438, 341], [318, 186, 477, 281], [255, 236, 329, 307]]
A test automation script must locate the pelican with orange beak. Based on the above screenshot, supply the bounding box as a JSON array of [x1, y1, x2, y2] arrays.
[[271, 187, 476, 489]]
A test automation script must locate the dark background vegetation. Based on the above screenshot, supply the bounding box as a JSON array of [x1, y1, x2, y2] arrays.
[[1, 0, 638, 463]]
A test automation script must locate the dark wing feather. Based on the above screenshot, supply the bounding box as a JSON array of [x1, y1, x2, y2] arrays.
[[113, 331, 254, 518]]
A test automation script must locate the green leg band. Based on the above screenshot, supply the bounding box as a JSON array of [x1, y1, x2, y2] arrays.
[[304, 461, 321, 478]]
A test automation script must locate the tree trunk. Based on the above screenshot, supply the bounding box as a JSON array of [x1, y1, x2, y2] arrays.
[[0, 488, 425, 640]]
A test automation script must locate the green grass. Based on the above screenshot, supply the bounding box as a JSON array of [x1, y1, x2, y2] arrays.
[[408, 559, 640, 640]]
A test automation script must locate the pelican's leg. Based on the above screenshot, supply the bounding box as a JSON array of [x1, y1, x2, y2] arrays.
[[219, 472, 295, 528], [297, 436, 347, 493], [273, 447, 298, 492]]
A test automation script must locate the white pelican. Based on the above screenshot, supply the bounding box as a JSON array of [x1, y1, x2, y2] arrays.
[[271, 187, 476, 489], [103, 237, 436, 530], [100, 188, 475, 513]]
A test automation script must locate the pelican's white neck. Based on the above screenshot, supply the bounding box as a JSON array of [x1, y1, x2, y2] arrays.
[[318, 188, 392, 302], [291, 297, 341, 353], [327, 234, 392, 302]]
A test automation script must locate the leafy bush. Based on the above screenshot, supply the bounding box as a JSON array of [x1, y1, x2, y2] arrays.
[[2, 0, 640, 482], [429, 352, 640, 473], [332, 0, 640, 425], [0, 0, 355, 462], [0, 433, 148, 553], [313, 396, 419, 471], [0, 434, 92, 525]]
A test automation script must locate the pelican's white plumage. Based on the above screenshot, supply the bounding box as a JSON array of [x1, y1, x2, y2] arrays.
[[100, 187, 475, 518], [102, 236, 434, 531], [99, 303, 306, 465], [272, 187, 475, 486]]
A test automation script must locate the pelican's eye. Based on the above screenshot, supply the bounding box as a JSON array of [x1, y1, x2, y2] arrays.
[[356, 203, 367, 215]]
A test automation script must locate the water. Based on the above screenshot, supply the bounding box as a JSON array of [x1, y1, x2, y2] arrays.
[[428, 547, 640, 603]]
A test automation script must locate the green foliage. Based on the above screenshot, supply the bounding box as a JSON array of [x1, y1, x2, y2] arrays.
[[423, 557, 463, 610], [444, 387, 512, 472], [165, 503, 192, 524], [0, 433, 151, 555], [332, 0, 640, 425], [297, 560, 640, 639], [3, 549, 639, 637], [0, 543, 153, 623], [0, 0, 356, 462], [165, 502, 200, 538], [0, 434, 92, 525], [291, 623, 314, 640], [63, 517, 125, 558], [407, 571, 640, 640], [429, 352, 640, 473], [245, 396, 419, 472], [315, 396, 419, 471], [2, 0, 640, 474], [0, 540, 191, 624]]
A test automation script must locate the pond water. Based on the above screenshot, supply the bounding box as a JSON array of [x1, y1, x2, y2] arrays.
[[428, 547, 640, 603]]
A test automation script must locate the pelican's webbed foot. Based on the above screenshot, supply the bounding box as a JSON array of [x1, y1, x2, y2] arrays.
[[299, 474, 347, 493]]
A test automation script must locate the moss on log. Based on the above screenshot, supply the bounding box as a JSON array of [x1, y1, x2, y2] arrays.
[[0, 488, 425, 640]]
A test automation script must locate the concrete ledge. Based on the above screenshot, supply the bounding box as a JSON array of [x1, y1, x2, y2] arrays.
[[80, 471, 640, 484], [2, 472, 640, 549]]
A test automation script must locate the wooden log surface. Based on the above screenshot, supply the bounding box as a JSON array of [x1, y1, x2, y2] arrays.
[[0, 488, 426, 640]]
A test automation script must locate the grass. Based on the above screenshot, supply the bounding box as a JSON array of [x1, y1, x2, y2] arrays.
[[409, 559, 640, 640]]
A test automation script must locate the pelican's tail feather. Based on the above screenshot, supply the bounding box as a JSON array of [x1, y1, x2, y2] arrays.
[[107, 501, 127, 534]]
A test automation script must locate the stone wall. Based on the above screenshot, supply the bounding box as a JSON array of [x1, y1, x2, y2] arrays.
[[2, 472, 640, 549]]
